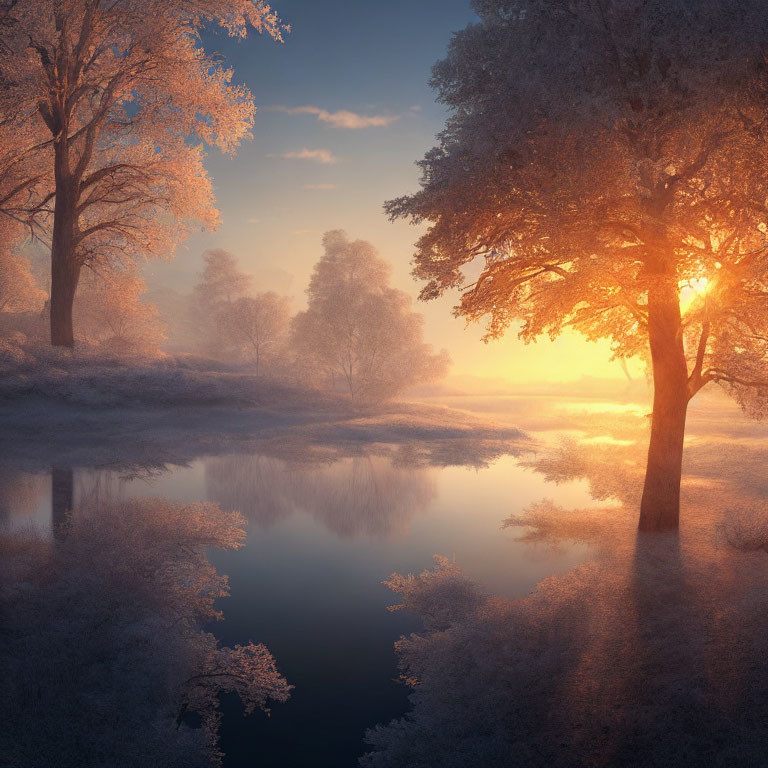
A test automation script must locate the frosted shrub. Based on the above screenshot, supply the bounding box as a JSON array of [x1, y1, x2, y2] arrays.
[[0, 498, 290, 767]]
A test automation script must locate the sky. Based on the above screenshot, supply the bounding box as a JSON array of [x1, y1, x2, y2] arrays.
[[146, 0, 637, 387]]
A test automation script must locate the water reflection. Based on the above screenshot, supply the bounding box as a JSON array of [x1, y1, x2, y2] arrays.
[[0, 497, 289, 767], [0, 468, 46, 527], [205, 453, 437, 540], [51, 466, 74, 540], [364, 403, 768, 767]]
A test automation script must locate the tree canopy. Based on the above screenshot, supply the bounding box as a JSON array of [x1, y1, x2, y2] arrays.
[[0, 0, 285, 345], [387, 0, 768, 529], [293, 231, 450, 403]]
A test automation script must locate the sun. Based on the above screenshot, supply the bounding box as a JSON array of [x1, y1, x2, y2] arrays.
[[679, 276, 711, 313]]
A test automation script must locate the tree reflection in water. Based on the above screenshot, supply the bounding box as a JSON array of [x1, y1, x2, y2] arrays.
[[205, 452, 437, 540], [202, 429, 527, 540], [364, 412, 768, 767], [0, 497, 289, 768], [0, 467, 47, 528]]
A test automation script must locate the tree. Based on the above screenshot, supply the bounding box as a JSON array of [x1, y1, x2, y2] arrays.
[[227, 292, 290, 374], [292, 231, 450, 402], [189, 249, 291, 373], [0, 227, 45, 314], [387, 0, 768, 531], [191, 248, 253, 358], [0, 0, 285, 348], [75, 269, 165, 355], [194, 249, 254, 309]]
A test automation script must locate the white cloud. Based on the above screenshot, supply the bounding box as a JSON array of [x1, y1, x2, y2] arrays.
[[266, 148, 338, 164], [247, 217, 260, 224], [270, 105, 399, 129], [303, 183, 337, 191], [409, 105, 423, 112]]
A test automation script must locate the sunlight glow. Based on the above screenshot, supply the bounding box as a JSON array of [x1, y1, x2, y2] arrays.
[[679, 277, 710, 314]]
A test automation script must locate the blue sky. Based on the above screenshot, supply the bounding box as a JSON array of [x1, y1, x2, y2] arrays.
[[147, 0, 631, 385]]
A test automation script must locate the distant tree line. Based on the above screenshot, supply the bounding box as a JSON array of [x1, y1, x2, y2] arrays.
[[182, 231, 449, 402], [0, 229, 450, 403]]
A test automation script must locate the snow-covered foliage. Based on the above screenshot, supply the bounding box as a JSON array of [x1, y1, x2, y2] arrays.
[[363, 400, 768, 767], [0, 234, 46, 314], [0, 343, 313, 408], [389, 0, 768, 527], [189, 249, 292, 374], [293, 231, 450, 402], [0, 497, 290, 767], [74, 269, 166, 356], [388, 0, 768, 391], [0, 0, 285, 345]]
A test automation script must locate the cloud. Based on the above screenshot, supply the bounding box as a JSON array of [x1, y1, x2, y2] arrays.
[[266, 148, 338, 164], [270, 105, 399, 129], [303, 183, 337, 191], [409, 105, 423, 112], [247, 217, 260, 224]]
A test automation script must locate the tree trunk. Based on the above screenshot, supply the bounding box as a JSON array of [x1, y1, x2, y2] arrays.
[[49, 144, 80, 348], [50, 246, 80, 347], [638, 278, 689, 532]]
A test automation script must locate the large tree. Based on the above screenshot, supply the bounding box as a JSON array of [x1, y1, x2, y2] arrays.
[[387, 0, 768, 531], [292, 231, 449, 403], [0, 0, 284, 347]]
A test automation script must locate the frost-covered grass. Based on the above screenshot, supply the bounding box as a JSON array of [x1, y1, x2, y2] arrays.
[[0, 333, 330, 409], [0, 351, 530, 475], [0, 334, 529, 473]]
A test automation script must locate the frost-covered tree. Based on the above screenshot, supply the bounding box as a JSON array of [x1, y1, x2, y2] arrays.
[[387, 0, 768, 531], [227, 292, 291, 374], [191, 248, 252, 359], [194, 249, 254, 310], [75, 269, 165, 355], [0, 0, 285, 348], [190, 250, 292, 372], [0, 228, 45, 314], [292, 231, 450, 402]]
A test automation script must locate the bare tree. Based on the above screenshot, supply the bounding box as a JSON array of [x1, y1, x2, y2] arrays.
[[292, 230, 450, 403], [387, 0, 768, 530]]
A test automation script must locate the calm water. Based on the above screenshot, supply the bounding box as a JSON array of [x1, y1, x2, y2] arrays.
[[1, 402, 595, 767], [6, 392, 768, 766]]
